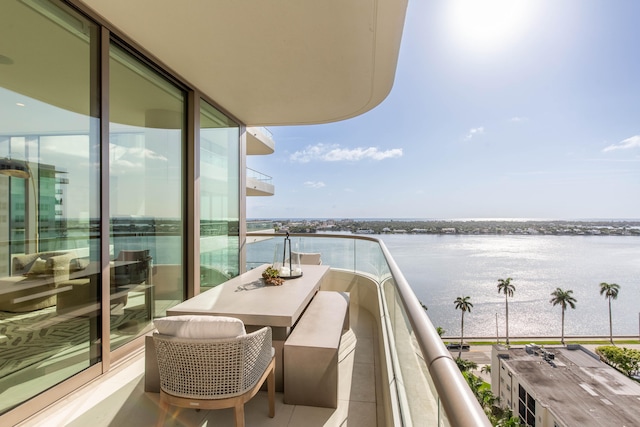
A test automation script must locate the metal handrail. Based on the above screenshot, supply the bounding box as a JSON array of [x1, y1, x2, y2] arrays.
[[246, 167, 272, 183], [377, 237, 491, 427], [247, 232, 491, 426]]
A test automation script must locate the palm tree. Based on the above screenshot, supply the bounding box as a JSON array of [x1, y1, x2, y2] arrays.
[[599, 282, 620, 344], [497, 278, 515, 345], [549, 288, 577, 345], [454, 296, 473, 358]]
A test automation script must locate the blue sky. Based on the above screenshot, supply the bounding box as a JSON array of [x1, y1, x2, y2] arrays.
[[247, 0, 640, 220]]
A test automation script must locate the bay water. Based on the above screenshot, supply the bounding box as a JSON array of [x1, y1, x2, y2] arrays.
[[380, 234, 640, 338]]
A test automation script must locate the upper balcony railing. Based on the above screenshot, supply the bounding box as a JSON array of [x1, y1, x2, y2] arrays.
[[246, 233, 491, 427], [247, 220, 275, 232], [246, 168, 275, 196], [246, 167, 273, 184]]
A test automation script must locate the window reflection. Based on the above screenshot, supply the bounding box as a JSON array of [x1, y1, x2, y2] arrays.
[[0, 0, 100, 414], [109, 44, 186, 350], [200, 101, 240, 290]]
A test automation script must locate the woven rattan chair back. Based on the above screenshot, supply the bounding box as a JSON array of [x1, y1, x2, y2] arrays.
[[153, 326, 275, 427]]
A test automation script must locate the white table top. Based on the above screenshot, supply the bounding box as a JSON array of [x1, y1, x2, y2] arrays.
[[167, 264, 330, 327]]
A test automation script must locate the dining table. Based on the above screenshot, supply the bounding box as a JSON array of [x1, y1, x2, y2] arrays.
[[146, 263, 330, 392]]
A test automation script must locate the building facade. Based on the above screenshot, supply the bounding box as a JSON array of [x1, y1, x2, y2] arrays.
[[492, 344, 640, 427], [0, 0, 407, 424]]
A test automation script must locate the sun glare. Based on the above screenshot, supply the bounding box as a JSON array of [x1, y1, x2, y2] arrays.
[[446, 0, 533, 53]]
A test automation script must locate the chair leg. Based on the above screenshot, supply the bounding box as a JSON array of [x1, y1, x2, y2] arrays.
[[156, 399, 170, 427], [234, 403, 245, 427], [268, 364, 275, 418]]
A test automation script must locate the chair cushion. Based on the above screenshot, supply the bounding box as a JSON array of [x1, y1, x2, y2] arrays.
[[154, 315, 246, 339]]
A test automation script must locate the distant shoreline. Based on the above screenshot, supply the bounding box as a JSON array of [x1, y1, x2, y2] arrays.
[[251, 218, 640, 236], [443, 335, 640, 342]]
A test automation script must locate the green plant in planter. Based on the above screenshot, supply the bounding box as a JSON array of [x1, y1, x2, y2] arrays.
[[262, 266, 284, 286]]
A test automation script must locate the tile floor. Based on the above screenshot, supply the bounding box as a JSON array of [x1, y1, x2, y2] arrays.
[[19, 305, 380, 427]]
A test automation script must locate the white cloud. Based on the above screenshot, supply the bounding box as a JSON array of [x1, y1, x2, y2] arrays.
[[290, 144, 329, 163], [290, 143, 403, 163], [464, 126, 484, 140], [509, 116, 528, 123], [603, 135, 640, 152], [303, 181, 325, 189]]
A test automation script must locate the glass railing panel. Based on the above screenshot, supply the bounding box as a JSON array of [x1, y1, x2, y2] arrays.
[[354, 238, 390, 280], [382, 277, 450, 426], [245, 233, 489, 426], [246, 220, 275, 232], [246, 167, 273, 184], [247, 235, 357, 271]]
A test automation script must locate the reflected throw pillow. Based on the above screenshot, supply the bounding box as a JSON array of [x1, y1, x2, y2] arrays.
[[27, 257, 47, 276]]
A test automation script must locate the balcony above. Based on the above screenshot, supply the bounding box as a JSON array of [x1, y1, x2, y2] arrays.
[[247, 168, 274, 197], [80, 0, 408, 126], [246, 127, 275, 156]]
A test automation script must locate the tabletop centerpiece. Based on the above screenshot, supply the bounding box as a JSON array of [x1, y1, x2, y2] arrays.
[[271, 231, 302, 280], [261, 265, 284, 286]]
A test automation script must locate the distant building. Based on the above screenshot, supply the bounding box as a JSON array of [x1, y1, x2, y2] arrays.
[[491, 344, 640, 427], [355, 229, 374, 234], [442, 227, 456, 234]]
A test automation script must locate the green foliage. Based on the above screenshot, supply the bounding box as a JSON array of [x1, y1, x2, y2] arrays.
[[497, 278, 515, 298], [454, 295, 474, 312], [599, 282, 621, 343], [599, 282, 620, 299], [549, 288, 577, 309], [456, 357, 478, 372], [261, 266, 284, 286], [495, 409, 521, 427], [456, 359, 518, 426], [596, 346, 640, 377]]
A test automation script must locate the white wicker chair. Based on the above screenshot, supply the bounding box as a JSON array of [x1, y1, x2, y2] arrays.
[[153, 327, 275, 427]]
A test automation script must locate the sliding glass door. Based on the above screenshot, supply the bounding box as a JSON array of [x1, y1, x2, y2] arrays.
[[109, 44, 186, 350], [0, 0, 101, 414], [200, 101, 240, 290]]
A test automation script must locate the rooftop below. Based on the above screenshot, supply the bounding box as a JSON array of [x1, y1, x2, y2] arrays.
[[497, 345, 640, 426]]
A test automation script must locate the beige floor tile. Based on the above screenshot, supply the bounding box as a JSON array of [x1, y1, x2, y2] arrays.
[[349, 307, 374, 339], [202, 392, 294, 427], [288, 403, 345, 427], [348, 362, 376, 403], [354, 337, 374, 364], [338, 350, 355, 401], [67, 375, 207, 427], [17, 305, 383, 427], [343, 400, 377, 427]]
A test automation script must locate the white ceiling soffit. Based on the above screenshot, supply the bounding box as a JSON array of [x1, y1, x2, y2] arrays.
[[81, 0, 408, 127]]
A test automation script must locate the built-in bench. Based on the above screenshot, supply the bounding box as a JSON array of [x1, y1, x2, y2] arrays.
[[283, 290, 349, 408]]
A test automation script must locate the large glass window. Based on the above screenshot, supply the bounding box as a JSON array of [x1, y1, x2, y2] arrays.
[[109, 44, 186, 350], [0, 0, 100, 414], [199, 101, 240, 290], [0, 0, 241, 419]]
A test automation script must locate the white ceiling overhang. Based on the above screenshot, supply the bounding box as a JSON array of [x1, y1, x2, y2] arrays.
[[80, 0, 408, 126]]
